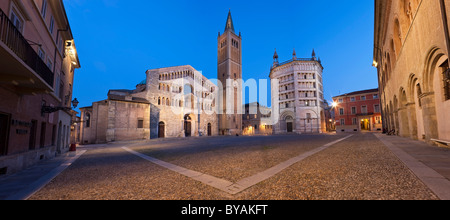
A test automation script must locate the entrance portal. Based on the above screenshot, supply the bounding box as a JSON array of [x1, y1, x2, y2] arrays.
[[158, 122, 165, 138], [207, 123, 212, 136], [184, 115, 192, 137], [287, 122, 293, 133], [361, 119, 370, 131]]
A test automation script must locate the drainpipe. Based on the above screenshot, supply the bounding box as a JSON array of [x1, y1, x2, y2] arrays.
[[440, 0, 450, 55]]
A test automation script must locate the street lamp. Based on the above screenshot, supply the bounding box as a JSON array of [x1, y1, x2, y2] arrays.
[[331, 101, 338, 108], [41, 98, 79, 114]]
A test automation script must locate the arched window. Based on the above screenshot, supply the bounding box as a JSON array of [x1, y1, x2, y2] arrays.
[[85, 113, 91, 128], [393, 19, 402, 58], [158, 97, 161, 105]]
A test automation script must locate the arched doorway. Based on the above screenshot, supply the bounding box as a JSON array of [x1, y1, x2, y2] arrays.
[[207, 123, 212, 136], [184, 115, 192, 137], [158, 122, 165, 138], [285, 116, 294, 133], [421, 47, 445, 141]]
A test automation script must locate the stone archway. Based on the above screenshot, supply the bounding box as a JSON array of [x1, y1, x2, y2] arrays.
[[407, 74, 419, 139], [280, 111, 295, 133], [420, 47, 445, 141], [398, 88, 410, 137]]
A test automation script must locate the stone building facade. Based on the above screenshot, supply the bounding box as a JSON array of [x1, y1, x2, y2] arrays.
[[269, 50, 326, 134], [79, 65, 218, 143], [0, 0, 80, 175], [143, 65, 218, 139], [373, 0, 450, 145], [79, 88, 150, 144]]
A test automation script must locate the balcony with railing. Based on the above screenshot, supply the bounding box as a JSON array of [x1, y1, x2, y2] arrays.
[[0, 8, 54, 93]]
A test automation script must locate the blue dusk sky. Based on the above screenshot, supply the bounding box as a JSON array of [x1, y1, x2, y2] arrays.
[[64, 0, 377, 110]]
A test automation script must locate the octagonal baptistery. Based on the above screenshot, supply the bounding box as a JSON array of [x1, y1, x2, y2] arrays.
[[269, 49, 326, 134]]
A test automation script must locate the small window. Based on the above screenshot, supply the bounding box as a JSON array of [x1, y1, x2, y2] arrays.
[[373, 94, 379, 99], [339, 108, 344, 115], [361, 96, 366, 101], [350, 97, 355, 102], [41, 0, 48, 18], [338, 98, 343, 103], [47, 58, 53, 70], [38, 48, 46, 61], [374, 105, 380, 113], [361, 106, 367, 114], [85, 113, 91, 128], [352, 118, 357, 125], [137, 119, 144, 128], [49, 16, 55, 34], [340, 119, 345, 125], [10, 9, 24, 33], [351, 106, 356, 114]]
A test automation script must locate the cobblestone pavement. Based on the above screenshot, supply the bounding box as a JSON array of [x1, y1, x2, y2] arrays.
[[29, 133, 439, 200]]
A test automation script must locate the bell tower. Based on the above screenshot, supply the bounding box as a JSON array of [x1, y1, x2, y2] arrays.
[[217, 10, 242, 136]]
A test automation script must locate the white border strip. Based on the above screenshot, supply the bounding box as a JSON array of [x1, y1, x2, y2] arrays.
[[6, 150, 87, 200], [123, 135, 353, 195], [375, 134, 450, 200]]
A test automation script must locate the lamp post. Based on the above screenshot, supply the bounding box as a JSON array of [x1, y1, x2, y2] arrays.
[[41, 98, 79, 114]]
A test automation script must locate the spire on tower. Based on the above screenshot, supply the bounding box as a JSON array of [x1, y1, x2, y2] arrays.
[[312, 49, 316, 58], [273, 49, 279, 60], [224, 10, 235, 33], [273, 49, 279, 67], [293, 48, 297, 60]]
